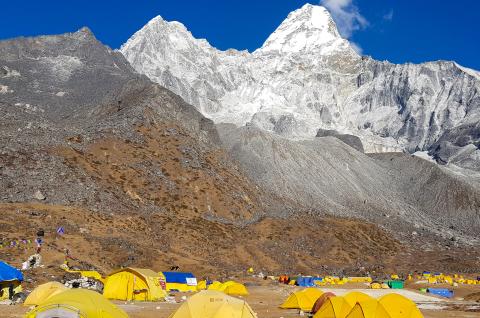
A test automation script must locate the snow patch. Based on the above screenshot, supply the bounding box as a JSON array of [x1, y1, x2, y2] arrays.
[[14, 103, 43, 113], [455, 62, 480, 80], [41, 55, 83, 81], [1, 66, 21, 78], [412, 151, 436, 163], [56, 91, 66, 97], [0, 85, 13, 94], [416, 303, 447, 310]]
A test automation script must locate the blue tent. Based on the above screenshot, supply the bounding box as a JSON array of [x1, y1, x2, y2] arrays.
[[0, 261, 23, 282], [162, 272, 195, 284], [296, 276, 315, 287]]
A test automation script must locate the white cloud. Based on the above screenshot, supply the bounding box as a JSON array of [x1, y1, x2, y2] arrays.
[[383, 9, 394, 21], [350, 42, 363, 55], [319, 0, 369, 38]]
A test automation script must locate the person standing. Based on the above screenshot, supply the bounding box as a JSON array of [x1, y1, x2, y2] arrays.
[[8, 283, 14, 300], [35, 237, 43, 254], [36, 228, 45, 254]]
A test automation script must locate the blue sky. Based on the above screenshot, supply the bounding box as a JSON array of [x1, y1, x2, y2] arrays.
[[1, 0, 479, 69]]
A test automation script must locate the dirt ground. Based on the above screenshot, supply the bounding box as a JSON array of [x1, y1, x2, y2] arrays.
[[2, 281, 479, 318]]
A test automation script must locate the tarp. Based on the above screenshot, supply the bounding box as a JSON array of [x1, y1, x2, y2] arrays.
[[104, 268, 167, 301], [169, 290, 256, 318], [162, 272, 196, 284], [427, 288, 454, 298], [25, 288, 128, 318], [162, 272, 197, 292], [0, 261, 23, 282], [24, 282, 68, 306]]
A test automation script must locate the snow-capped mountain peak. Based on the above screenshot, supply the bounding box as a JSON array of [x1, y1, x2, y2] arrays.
[[121, 4, 480, 170], [256, 4, 349, 55]]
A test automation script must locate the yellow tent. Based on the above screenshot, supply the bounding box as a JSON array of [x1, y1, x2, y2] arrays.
[[0, 281, 22, 301], [280, 288, 323, 311], [24, 282, 67, 306], [197, 280, 207, 290], [313, 296, 353, 318], [219, 281, 249, 296], [377, 294, 423, 318], [77, 270, 105, 283], [343, 292, 374, 308], [25, 288, 128, 318], [207, 281, 223, 291], [103, 268, 166, 301], [346, 299, 382, 318], [169, 290, 256, 318], [346, 295, 424, 318], [62, 266, 105, 284], [348, 277, 373, 283]]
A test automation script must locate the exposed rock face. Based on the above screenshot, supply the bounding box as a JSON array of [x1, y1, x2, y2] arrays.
[[429, 120, 480, 171], [120, 4, 480, 169], [316, 129, 364, 153], [33, 190, 46, 201]]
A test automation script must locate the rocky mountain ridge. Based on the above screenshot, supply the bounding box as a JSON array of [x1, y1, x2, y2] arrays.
[[121, 3, 480, 169], [2, 28, 450, 273]]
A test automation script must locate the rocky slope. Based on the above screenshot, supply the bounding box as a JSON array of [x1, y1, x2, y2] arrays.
[[121, 3, 480, 169], [217, 125, 480, 244], [0, 28, 265, 224]]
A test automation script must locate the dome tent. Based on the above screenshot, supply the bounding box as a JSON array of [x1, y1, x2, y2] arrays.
[[280, 288, 323, 311], [169, 290, 256, 318], [25, 288, 128, 318], [24, 282, 67, 306], [104, 268, 166, 301], [219, 281, 249, 296], [377, 293, 423, 317], [313, 296, 353, 318], [343, 291, 374, 307], [345, 294, 424, 318]]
